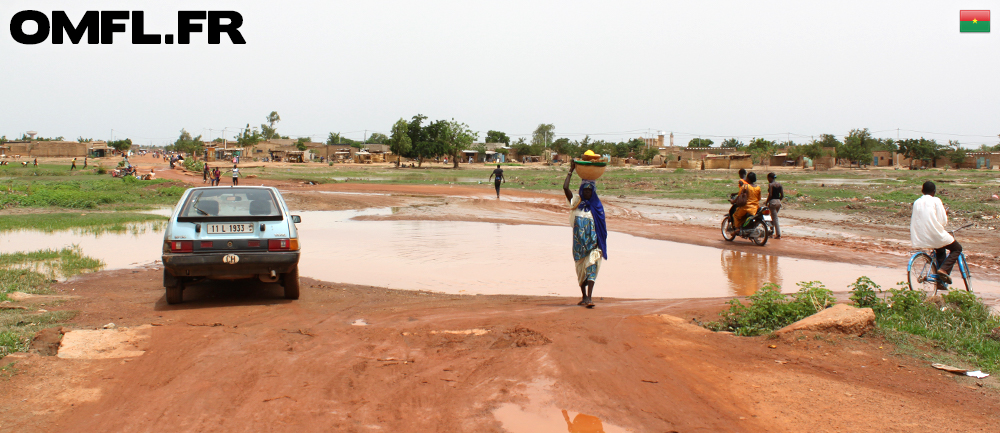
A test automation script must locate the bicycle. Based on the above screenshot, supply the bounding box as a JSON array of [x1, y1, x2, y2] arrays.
[[907, 223, 974, 295]]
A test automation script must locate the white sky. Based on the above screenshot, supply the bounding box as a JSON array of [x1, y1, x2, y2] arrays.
[[1, 1, 997, 147]]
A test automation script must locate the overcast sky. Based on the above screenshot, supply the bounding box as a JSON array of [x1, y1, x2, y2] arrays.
[[1, 1, 997, 147]]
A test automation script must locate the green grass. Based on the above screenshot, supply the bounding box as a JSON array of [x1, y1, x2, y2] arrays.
[[0, 212, 167, 234], [0, 247, 105, 301], [0, 247, 99, 357], [850, 277, 1000, 373], [0, 310, 77, 358], [0, 176, 185, 210]]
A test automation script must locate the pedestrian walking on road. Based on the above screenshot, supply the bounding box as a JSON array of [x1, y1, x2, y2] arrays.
[[766, 172, 784, 239], [70, 158, 77, 170], [203, 164, 210, 183], [489, 164, 505, 199], [83, 157, 88, 169], [563, 161, 608, 308], [212, 168, 221, 186]]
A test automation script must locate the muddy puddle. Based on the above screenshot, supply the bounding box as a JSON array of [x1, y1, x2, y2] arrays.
[[3, 209, 998, 298], [493, 379, 629, 432]]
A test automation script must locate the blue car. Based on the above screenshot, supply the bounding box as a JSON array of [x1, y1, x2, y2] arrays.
[[161, 186, 301, 304]]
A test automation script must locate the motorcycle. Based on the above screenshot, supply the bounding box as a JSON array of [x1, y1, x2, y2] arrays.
[[762, 207, 775, 238], [721, 204, 769, 246]]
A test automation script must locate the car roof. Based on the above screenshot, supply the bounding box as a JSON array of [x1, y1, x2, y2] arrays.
[[186, 186, 278, 192]]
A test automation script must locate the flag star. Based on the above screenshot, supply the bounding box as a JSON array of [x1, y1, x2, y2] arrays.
[[973, 19, 978, 24]]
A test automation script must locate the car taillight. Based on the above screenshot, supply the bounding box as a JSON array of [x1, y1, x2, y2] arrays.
[[170, 241, 193, 253], [200, 241, 213, 248], [268, 238, 299, 251], [248, 240, 260, 247]]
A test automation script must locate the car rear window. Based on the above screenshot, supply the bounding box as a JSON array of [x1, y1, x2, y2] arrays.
[[178, 189, 281, 221]]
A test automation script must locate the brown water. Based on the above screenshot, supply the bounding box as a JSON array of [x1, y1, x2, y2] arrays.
[[296, 210, 998, 298], [3, 209, 997, 299], [491, 379, 629, 433]]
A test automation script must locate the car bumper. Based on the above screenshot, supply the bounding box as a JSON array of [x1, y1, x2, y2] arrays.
[[163, 251, 300, 278]]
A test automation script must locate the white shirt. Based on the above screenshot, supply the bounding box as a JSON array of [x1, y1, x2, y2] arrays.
[[910, 195, 954, 249]]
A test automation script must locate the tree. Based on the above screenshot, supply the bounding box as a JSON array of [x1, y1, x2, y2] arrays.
[[531, 124, 555, 148], [551, 137, 576, 156], [109, 138, 134, 153], [236, 124, 262, 150], [387, 119, 412, 166], [720, 138, 742, 148], [689, 138, 714, 148], [788, 139, 831, 161], [839, 128, 876, 167], [486, 130, 510, 145], [747, 138, 777, 165], [367, 133, 388, 144], [640, 146, 660, 163], [434, 119, 477, 168], [511, 137, 537, 159], [77, 136, 93, 143], [169, 129, 201, 155], [261, 111, 281, 140], [295, 137, 310, 151], [897, 138, 946, 168], [948, 140, 968, 166]]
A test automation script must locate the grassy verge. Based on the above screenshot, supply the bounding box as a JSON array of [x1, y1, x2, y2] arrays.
[[0, 164, 185, 210], [0, 247, 105, 300], [0, 212, 167, 234], [709, 276, 1000, 373], [850, 277, 1000, 372], [0, 247, 101, 357]]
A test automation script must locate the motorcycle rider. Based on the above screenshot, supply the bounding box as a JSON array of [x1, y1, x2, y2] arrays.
[[732, 172, 761, 230], [728, 168, 748, 222]]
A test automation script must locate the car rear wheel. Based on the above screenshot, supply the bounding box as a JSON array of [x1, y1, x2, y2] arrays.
[[166, 280, 184, 305], [282, 266, 300, 300]]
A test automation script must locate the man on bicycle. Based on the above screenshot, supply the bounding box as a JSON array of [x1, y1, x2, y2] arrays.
[[910, 181, 961, 289]]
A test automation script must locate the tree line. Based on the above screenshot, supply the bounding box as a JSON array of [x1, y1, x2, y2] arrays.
[[687, 128, 993, 168]]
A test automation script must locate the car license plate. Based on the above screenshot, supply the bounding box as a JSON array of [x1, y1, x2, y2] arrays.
[[207, 223, 253, 234]]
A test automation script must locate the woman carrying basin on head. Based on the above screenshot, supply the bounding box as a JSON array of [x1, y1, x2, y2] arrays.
[[563, 160, 608, 308]]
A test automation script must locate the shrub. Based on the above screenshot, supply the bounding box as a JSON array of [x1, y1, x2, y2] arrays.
[[709, 282, 835, 336]]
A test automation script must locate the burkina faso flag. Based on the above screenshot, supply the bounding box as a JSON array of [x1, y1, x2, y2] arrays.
[[960, 10, 990, 32]]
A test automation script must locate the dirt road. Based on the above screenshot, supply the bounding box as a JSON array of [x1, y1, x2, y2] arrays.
[[3, 267, 999, 433]]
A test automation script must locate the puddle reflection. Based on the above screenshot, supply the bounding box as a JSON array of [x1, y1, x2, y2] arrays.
[[722, 250, 781, 296]]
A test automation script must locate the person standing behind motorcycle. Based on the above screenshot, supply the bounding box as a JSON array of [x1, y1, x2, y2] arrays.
[[766, 172, 784, 239], [732, 172, 761, 229]]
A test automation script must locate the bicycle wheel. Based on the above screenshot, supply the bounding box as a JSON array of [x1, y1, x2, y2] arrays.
[[721, 217, 736, 241], [958, 254, 973, 292], [907, 252, 937, 295]]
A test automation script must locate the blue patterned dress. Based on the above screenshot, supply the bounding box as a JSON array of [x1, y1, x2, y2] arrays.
[[569, 196, 602, 284]]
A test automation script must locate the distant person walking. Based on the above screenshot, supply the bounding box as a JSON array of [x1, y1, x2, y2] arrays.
[[563, 161, 608, 308], [212, 167, 221, 186], [70, 158, 77, 170], [203, 164, 210, 183], [83, 157, 88, 169], [33, 158, 37, 167], [489, 164, 505, 198], [766, 172, 784, 239]]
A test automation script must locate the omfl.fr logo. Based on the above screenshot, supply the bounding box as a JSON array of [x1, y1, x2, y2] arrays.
[[8, 10, 246, 45]]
